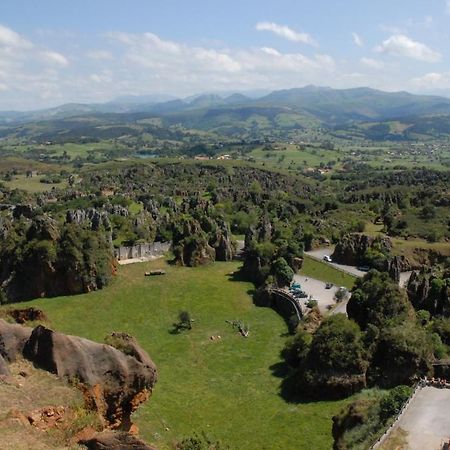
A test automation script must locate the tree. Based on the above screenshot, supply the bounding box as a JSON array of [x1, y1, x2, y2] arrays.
[[174, 311, 192, 332], [288, 315, 368, 399], [420, 205, 436, 221], [369, 322, 434, 387], [282, 328, 312, 367], [379, 385, 413, 422], [347, 270, 413, 329], [271, 257, 294, 287]]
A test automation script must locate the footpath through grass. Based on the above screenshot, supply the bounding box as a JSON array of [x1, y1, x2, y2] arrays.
[[300, 255, 357, 290], [10, 260, 350, 449]]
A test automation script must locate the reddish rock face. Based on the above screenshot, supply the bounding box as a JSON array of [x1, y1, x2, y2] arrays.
[[0, 320, 157, 430]]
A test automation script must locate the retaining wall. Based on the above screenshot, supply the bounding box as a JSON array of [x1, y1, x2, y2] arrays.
[[114, 242, 171, 261]]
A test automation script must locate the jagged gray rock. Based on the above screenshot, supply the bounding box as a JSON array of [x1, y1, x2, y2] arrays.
[[332, 233, 392, 266]]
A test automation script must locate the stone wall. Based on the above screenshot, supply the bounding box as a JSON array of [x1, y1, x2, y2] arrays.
[[114, 242, 171, 261]]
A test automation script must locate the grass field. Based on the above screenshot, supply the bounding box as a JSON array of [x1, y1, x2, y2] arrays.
[[2, 174, 67, 192], [6, 260, 351, 449], [300, 256, 357, 290]]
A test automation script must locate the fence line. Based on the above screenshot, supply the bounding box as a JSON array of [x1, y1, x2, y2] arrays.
[[371, 383, 422, 449]]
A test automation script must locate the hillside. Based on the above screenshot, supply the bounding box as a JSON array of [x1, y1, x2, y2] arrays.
[[2, 87, 450, 140]]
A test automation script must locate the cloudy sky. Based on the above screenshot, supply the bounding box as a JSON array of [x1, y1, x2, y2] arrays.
[[2, 0, 450, 110]]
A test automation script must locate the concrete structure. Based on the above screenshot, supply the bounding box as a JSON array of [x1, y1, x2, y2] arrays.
[[114, 242, 171, 261], [374, 386, 450, 450]]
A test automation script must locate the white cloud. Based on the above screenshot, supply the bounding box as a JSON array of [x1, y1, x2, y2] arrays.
[[103, 31, 336, 98], [90, 70, 113, 83], [40, 50, 69, 67], [360, 57, 384, 69], [0, 24, 32, 49], [86, 50, 113, 60], [255, 22, 317, 46], [411, 72, 446, 88], [375, 34, 441, 62], [352, 33, 364, 48]]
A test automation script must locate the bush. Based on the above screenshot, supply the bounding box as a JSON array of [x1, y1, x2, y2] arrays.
[[174, 311, 192, 332], [175, 432, 228, 450], [271, 257, 294, 287], [379, 385, 412, 422]]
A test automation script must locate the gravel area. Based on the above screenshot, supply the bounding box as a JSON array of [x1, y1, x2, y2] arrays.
[[384, 386, 450, 450]]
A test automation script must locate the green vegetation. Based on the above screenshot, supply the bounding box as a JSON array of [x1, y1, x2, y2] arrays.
[[300, 256, 356, 290], [283, 314, 367, 399], [332, 386, 412, 450], [6, 260, 350, 449]]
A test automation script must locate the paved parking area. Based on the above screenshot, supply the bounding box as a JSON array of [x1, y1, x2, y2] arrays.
[[292, 274, 341, 314], [385, 387, 450, 450]]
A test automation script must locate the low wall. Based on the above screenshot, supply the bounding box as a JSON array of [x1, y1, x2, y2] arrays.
[[114, 242, 171, 261]]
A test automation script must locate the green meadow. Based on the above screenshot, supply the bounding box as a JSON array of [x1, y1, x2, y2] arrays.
[[10, 259, 351, 449]]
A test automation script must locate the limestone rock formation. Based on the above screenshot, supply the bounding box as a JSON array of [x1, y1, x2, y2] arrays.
[[209, 220, 235, 261], [0, 354, 9, 376], [66, 208, 111, 231], [383, 255, 410, 283], [407, 268, 450, 316], [0, 319, 32, 362], [172, 218, 216, 266], [0, 215, 115, 303], [332, 234, 392, 266], [0, 320, 157, 430]]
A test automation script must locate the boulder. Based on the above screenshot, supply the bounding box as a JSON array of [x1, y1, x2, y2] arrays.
[[0, 353, 9, 376], [0, 319, 32, 362], [20, 325, 157, 429], [79, 430, 157, 450]]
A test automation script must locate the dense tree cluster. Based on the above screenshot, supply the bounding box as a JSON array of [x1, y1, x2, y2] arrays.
[[282, 270, 440, 399], [0, 214, 114, 303]]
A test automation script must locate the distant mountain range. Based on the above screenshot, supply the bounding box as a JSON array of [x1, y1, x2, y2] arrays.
[[2, 86, 450, 124], [3, 86, 450, 140]]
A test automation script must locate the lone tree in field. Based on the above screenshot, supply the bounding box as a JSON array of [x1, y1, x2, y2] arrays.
[[175, 311, 193, 332]]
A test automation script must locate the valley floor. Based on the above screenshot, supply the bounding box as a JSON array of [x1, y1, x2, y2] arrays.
[[8, 260, 351, 449]]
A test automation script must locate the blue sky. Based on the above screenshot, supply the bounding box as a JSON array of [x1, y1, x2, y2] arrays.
[[1, 0, 450, 109]]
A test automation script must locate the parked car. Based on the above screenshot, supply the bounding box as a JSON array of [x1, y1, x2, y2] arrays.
[[325, 282, 333, 289], [357, 266, 370, 272], [323, 255, 332, 262], [293, 290, 308, 298]]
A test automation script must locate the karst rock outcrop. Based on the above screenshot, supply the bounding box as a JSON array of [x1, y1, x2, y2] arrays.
[[332, 234, 392, 266], [0, 320, 157, 430]]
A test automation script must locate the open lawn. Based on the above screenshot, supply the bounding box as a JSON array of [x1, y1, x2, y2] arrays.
[[6, 260, 350, 449], [2, 174, 67, 193], [300, 256, 356, 290]]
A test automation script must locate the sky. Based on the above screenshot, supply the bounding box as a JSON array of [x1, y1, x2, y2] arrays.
[[2, 0, 450, 110]]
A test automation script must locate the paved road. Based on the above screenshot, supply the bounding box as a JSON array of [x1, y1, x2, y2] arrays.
[[306, 248, 412, 286], [306, 248, 367, 277], [383, 387, 450, 450]]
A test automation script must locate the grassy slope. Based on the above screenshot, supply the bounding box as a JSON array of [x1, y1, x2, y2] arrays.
[[300, 256, 357, 290], [3, 174, 67, 193], [9, 259, 350, 449]]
